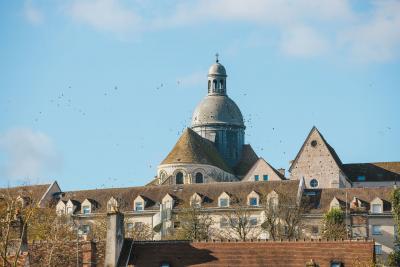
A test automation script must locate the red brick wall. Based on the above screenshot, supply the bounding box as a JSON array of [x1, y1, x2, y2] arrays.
[[129, 240, 374, 267]]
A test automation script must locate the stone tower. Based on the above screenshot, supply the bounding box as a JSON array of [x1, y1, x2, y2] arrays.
[[191, 56, 245, 167]]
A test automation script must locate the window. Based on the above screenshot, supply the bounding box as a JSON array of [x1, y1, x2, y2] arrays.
[[311, 226, 319, 234], [254, 175, 259, 181], [67, 206, 73, 214], [82, 225, 90, 235], [374, 244, 382, 255], [263, 175, 269, 181], [176, 172, 184, 184], [310, 179, 319, 188], [208, 80, 211, 91], [357, 175, 366, 181], [195, 172, 203, 183], [213, 80, 217, 90], [372, 203, 382, 213], [160, 262, 170, 267], [330, 262, 342, 267], [372, 225, 382, 235], [126, 223, 134, 231], [135, 202, 144, 211], [82, 205, 90, 214], [249, 197, 258, 206], [311, 140, 318, 147], [219, 198, 229, 207], [220, 218, 229, 228], [249, 217, 258, 227], [173, 221, 180, 229]]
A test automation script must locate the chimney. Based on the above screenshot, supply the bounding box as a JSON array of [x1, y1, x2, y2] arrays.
[[105, 211, 125, 267], [277, 168, 285, 177]]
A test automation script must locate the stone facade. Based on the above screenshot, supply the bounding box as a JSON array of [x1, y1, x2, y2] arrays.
[[289, 127, 351, 189]]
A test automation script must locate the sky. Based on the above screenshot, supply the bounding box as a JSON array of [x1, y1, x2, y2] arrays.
[[0, 0, 399, 191]]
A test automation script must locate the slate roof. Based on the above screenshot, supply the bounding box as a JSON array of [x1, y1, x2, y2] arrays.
[[304, 187, 394, 213], [0, 184, 51, 202], [343, 162, 400, 182], [60, 180, 300, 213], [233, 144, 259, 177], [119, 240, 374, 267], [160, 128, 232, 173]]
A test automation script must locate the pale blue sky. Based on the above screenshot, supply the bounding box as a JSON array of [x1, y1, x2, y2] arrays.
[[0, 0, 399, 191]]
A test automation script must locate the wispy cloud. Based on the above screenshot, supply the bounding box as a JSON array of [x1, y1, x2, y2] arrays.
[[67, 0, 142, 35], [0, 128, 62, 182], [177, 70, 206, 87], [32, 0, 400, 62], [24, 0, 44, 25]]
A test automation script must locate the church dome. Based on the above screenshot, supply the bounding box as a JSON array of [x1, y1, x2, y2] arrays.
[[208, 62, 227, 77], [191, 95, 244, 127]]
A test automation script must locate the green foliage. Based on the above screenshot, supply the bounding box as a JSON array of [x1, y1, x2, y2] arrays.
[[153, 223, 162, 233], [322, 208, 347, 239], [324, 208, 345, 224], [388, 188, 400, 267]]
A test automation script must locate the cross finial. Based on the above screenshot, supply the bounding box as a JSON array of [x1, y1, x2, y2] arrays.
[[215, 53, 219, 63]]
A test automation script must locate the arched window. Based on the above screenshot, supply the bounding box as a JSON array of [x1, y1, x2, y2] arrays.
[[213, 80, 217, 91], [195, 172, 203, 183], [208, 80, 211, 93], [220, 80, 224, 89], [176, 172, 184, 184]]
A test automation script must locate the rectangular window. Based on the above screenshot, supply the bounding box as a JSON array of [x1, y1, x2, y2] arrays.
[[82, 225, 90, 234], [220, 218, 229, 228], [82, 205, 90, 214], [135, 202, 143, 211], [249, 197, 258, 206], [219, 198, 229, 207], [173, 221, 180, 229], [249, 217, 258, 227], [254, 175, 259, 181], [67, 206, 73, 214], [330, 262, 342, 267], [126, 223, 134, 231], [372, 225, 382, 235], [311, 226, 319, 234], [372, 204, 382, 213], [263, 175, 269, 181], [374, 244, 382, 255], [357, 175, 366, 181]]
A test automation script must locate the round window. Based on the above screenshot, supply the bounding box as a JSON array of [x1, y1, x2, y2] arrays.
[[311, 140, 318, 147], [310, 179, 318, 188]]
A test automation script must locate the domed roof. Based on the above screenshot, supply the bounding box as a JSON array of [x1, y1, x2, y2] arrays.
[[208, 62, 227, 76], [191, 95, 244, 127]]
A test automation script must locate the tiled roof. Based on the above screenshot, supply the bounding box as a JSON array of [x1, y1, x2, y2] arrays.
[[305, 187, 394, 213], [60, 180, 300, 213], [0, 184, 51, 202], [233, 144, 259, 177], [160, 128, 232, 173], [343, 162, 400, 182], [120, 240, 374, 267]]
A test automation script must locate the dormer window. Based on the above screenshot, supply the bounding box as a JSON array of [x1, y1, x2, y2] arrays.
[[357, 175, 366, 181], [135, 202, 143, 211], [218, 192, 230, 207], [82, 205, 90, 214], [249, 197, 258, 206], [219, 198, 229, 207], [247, 191, 260, 207], [371, 203, 382, 213]]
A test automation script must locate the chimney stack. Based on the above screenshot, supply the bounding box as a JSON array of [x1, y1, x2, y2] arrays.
[[105, 211, 125, 267]]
